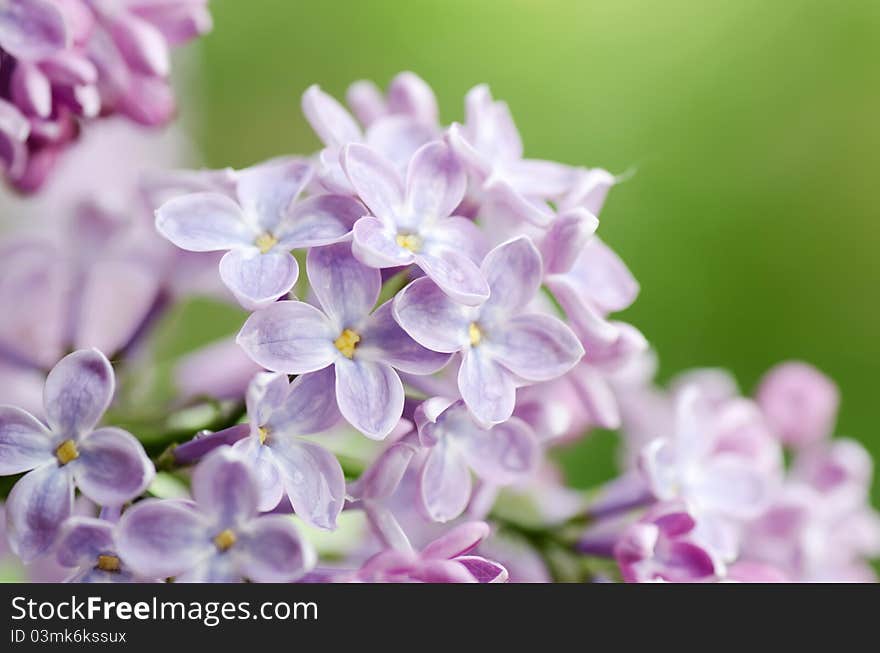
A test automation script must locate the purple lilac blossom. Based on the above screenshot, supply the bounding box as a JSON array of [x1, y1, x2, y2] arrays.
[[117, 447, 315, 582], [55, 515, 148, 583], [0, 349, 154, 561]]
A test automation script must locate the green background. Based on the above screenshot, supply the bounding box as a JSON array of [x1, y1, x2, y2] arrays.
[[184, 0, 879, 498]]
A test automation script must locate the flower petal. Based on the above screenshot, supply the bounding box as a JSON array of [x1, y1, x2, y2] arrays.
[[334, 359, 404, 440], [422, 216, 487, 264], [0, 0, 67, 60], [44, 349, 115, 437], [458, 348, 517, 426], [422, 521, 489, 559], [0, 405, 53, 474], [480, 236, 543, 319], [458, 417, 539, 485], [235, 159, 312, 232], [341, 143, 405, 218], [56, 516, 115, 568], [302, 85, 362, 148], [246, 372, 291, 429], [351, 216, 414, 268], [420, 440, 471, 523], [74, 427, 155, 506], [191, 447, 259, 526], [219, 248, 299, 310], [694, 456, 772, 519], [358, 300, 451, 374], [237, 301, 337, 374], [238, 514, 315, 582], [456, 556, 509, 583], [388, 71, 438, 124], [463, 84, 522, 163], [277, 194, 363, 248], [266, 366, 341, 435], [232, 438, 284, 512], [7, 464, 73, 562], [404, 141, 466, 220], [306, 242, 380, 328], [393, 277, 472, 353], [505, 158, 576, 199], [271, 439, 345, 530], [487, 313, 584, 382], [155, 192, 253, 251], [116, 499, 211, 578], [415, 248, 489, 306], [540, 208, 600, 275]]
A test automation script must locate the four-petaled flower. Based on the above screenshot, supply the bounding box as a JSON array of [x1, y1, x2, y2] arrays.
[[55, 516, 147, 583], [155, 159, 363, 309], [0, 349, 154, 561], [394, 236, 584, 425], [117, 447, 315, 582], [237, 241, 450, 439]]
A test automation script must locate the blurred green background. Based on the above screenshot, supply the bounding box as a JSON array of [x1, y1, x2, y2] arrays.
[[183, 0, 879, 497]]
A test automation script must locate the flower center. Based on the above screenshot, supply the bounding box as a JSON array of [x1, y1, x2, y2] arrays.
[[468, 322, 483, 347], [213, 529, 237, 551], [96, 555, 121, 572], [334, 328, 361, 359], [55, 439, 79, 465], [255, 232, 278, 254], [258, 426, 269, 444], [395, 232, 422, 252]]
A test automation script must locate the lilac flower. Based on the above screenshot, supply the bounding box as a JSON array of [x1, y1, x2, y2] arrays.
[[237, 241, 450, 439], [351, 521, 507, 583], [302, 77, 437, 194], [414, 398, 538, 522], [346, 71, 438, 130], [343, 141, 489, 304], [117, 447, 315, 582], [155, 159, 364, 309], [231, 371, 346, 529], [615, 502, 721, 583], [0, 349, 154, 561], [394, 236, 584, 425], [56, 516, 148, 583], [446, 84, 575, 226], [756, 361, 840, 448]]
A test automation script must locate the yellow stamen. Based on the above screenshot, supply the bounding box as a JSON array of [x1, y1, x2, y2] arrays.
[[395, 233, 422, 252], [55, 439, 79, 465], [468, 322, 482, 347], [258, 426, 269, 445], [255, 232, 278, 254], [96, 555, 121, 572], [334, 328, 361, 359], [213, 529, 237, 551]]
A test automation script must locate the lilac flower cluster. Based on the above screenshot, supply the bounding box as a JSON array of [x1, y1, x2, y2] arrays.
[[0, 0, 211, 192], [1, 70, 877, 583]]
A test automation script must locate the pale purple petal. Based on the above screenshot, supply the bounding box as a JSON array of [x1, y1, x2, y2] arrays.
[[420, 441, 471, 522], [236, 301, 338, 374], [487, 313, 584, 382], [505, 159, 576, 198], [483, 178, 554, 226], [232, 437, 284, 512], [550, 237, 639, 316], [458, 417, 539, 484], [341, 143, 404, 218], [175, 338, 262, 402], [155, 192, 253, 251], [351, 216, 415, 268], [422, 216, 487, 264], [7, 464, 74, 562], [422, 521, 489, 559], [56, 516, 115, 568], [561, 167, 616, 215], [270, 439, 345, 530], [235, 159, 312, 232], [416, 559, 479, 583], [74, 428, 155, 506], [277, 194, 363, 248], [415, 248, 489, 306], [11, 61, 51, 118], [695, 456, 771, 519], [568, 364, 621, 429], [267, 366, 341, 435], [0, 405, 53, 474], [334, 359, 404, 440], [302, 85, 362, 148], [116, 499, 211, 578], [463, 84, 522, 163], [392, 277, 472, 353], [0, 0, 67, 60], [404, 141, 466, 220], [456, 555, 509, 583], [306, 242, 380, 328], [387, 71, 438, 124], [44, 349, 115, 437], [365, 116, 436, 170], [350, 439, 417, 500], [191, 448, 259, 526], [346, 79, 385, 126], [357, 301, 451, 374], [458, 349, 517, 426], [246, 372, 291, 429], [480, 237, 543, 319], [219, 248, 299, 310], [238, 515, 315, 582], [540, 208, 600, 275]]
